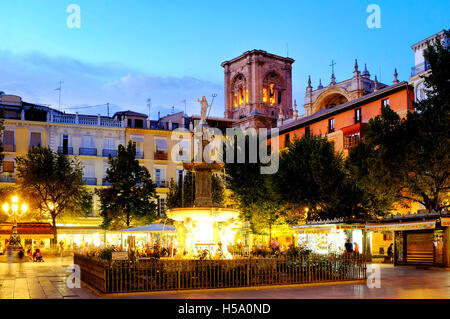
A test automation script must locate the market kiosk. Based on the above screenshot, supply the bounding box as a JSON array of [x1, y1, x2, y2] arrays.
[[291, 222, 366, 255], [366, 211, 449, 267]]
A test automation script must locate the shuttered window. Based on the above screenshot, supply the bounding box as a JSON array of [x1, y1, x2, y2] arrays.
[[103, 138, 115, 150], [2, 161, 14, 173], [3, 131, 14, 145], [30, 132, 42, 148]]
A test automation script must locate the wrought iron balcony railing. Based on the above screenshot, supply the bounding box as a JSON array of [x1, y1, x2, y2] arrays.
[[58, 146, 74, 155], [102, 149, 117, 158], [83, 177, 97, 186], [155, 181, 167, 188], [411, 61, 431, 76], [3, 144, 15, 152], [79, 147, 97, 156]]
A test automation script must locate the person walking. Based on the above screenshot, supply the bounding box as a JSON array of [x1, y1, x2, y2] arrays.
[[344, 239, 353, 253], [387, 243, 394, 262]]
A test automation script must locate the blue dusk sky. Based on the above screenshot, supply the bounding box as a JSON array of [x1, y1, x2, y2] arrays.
[[0, 0, 448, 118]]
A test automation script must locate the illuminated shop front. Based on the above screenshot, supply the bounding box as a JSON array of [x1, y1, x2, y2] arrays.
[[291, 224, 365, 255], [366, 216, 450, 267], [0, 222, 53, 251], [110, 224, 177, 251]]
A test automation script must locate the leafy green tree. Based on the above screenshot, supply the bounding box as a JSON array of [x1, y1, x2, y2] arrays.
[[97, 141, 158, 228], [225, 135, 282, 240], [274, 134, 373, 221], [16, 147, 92, 243], [349, 32, 450, 212]]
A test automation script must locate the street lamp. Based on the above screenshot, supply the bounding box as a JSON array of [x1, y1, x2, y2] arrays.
[[2, 195, 28, 251]]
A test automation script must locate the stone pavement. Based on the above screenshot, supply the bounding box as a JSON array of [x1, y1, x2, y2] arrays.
[[0, 257, 449, 299], [0, 256, 97, 299], [118, 264, 450, 299]]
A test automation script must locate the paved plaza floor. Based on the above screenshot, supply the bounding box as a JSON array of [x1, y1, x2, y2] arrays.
[[0, 257, 449, 299]]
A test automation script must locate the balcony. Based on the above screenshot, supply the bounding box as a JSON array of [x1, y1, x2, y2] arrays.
[[58, 146, 73, 155], [51, 113, 123, 128], [79, 147, 97, 156], [102, 149, 117, 158], [342, 122, 367, 149], [102, 178, 111, 186], [154, 151, 168, 160], [3, 144, 15, 152], [83, 177, 97, 186], [0, 173, 16, 183], [411, 61, 431, 76], [155, 180, 167, 188]]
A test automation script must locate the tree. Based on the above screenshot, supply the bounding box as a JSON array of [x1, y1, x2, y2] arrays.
[[225, 135, 282, 240], [348, 32, 449, 212], [97, 141, 158, 228], [16, 147, 92, 244], [274, 134, 379, 221]]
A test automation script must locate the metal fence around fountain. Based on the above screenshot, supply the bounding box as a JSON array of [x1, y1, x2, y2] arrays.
[[74, 253, 367, 294]]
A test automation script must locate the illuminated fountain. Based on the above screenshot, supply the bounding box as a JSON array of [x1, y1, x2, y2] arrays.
[[166, 97, 240, 258]]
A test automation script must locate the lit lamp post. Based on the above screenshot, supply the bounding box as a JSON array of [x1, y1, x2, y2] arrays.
[[2, 195, 28, 251]]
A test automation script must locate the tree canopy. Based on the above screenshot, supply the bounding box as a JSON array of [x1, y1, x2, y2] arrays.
[[97, 141, 158, 229], [15, 147, 92, 242], [348, 32, 450, 212]]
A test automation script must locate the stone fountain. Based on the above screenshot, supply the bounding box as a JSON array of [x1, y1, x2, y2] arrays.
[[166, 96, 240, 257]]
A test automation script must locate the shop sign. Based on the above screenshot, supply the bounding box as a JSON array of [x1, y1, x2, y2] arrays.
[[336, 224, 365, 230], [365, 220, 436, 232], [292, 226, 332, 234], [111, 251, 128, 260], [441, 218, 450, 227]]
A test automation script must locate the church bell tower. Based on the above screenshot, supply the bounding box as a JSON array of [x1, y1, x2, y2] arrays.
[[221, 50, 294, 130]]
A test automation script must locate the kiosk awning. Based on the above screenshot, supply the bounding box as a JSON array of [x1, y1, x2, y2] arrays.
[[112, 224, 176, 233], [365, 220, 436, 232]]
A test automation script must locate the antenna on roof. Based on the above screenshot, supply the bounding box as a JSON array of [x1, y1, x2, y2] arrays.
[[147, 98, 151, 118], [181, 99, 187, 114], [106, 103, 110, 117], [55, 80, 64, 111]]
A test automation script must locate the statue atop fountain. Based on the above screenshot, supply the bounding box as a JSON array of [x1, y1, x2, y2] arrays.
[[166, 96, 240, 257]]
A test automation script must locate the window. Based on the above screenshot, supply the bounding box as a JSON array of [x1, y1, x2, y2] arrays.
[[262, 88, 268, 103], [3, 130, 14, 152], [134, 119, 144, 128], [177, 169, 184, 185], [30, 132, 42, 149], [82, 135, 95, 148], [60, 134, 72, 155], [239, 86, 244, 106], [83, 163, 95, 177], [127, 119, 133, 127], [344, 133, 361, 149], [328, 118, 335, 133], [155, 138, 168, 153], [233, 93, 238, 107], [284, 133, 290, 148], [154, 167, 167, 187], [278, 91, 282, 104], [382, 98, 390, 109], [2, 161, 14, 173], [245, 89, 249, 103], [355, 108, 361, 123], [103, 138, 115, 150], [269, 83, 275, 105], [305, 126, 310, 136]]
